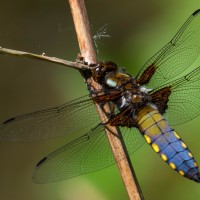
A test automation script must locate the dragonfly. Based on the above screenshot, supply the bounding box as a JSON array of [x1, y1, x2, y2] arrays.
[[1, 9, 200, 184]]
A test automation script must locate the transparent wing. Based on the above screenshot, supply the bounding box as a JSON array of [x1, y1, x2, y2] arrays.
[[137, 9, 200, 88], [0, 95, 100, 142], [151, 66, 200, 125], [33, 126, 144, 183]]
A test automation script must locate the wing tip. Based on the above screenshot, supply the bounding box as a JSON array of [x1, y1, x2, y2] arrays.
[[192, 9, 200, 16]]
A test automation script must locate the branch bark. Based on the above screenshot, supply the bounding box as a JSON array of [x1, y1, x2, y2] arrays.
[[68, 1, 143, 200]]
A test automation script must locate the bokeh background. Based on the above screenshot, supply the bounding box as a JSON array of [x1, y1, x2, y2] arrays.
[[0, 0, 200, 200]]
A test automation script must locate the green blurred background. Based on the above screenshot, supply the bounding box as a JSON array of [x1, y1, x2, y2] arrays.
[[0, 0, 200, 199]]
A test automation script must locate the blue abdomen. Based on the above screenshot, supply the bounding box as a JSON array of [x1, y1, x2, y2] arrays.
[[136, 105, 200, 182]]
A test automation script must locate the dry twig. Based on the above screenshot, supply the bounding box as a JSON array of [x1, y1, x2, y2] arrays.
[[0, 47, 89, 70], [68, 0, 143, 200]]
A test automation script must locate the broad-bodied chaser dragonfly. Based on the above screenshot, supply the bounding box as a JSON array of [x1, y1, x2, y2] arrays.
[[1, 9, 200, 183]]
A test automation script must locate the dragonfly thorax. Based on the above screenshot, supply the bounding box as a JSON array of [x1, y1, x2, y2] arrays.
[[92, 61, 154, 117], [105, 73, 151, 113], [119, 84, 151, 110]]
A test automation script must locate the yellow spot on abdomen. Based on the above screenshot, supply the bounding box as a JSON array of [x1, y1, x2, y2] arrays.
[[144, 134, 151, 144], [169, 162, 176, 169], [181, 142, 187, 149], [194, 162, 198, 167], [161, 153, 168, 161], [188, 152, 193, 158], [152, 143, 160, 153], [179, 170, 185, 176], [174, 131, 180, 139]]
